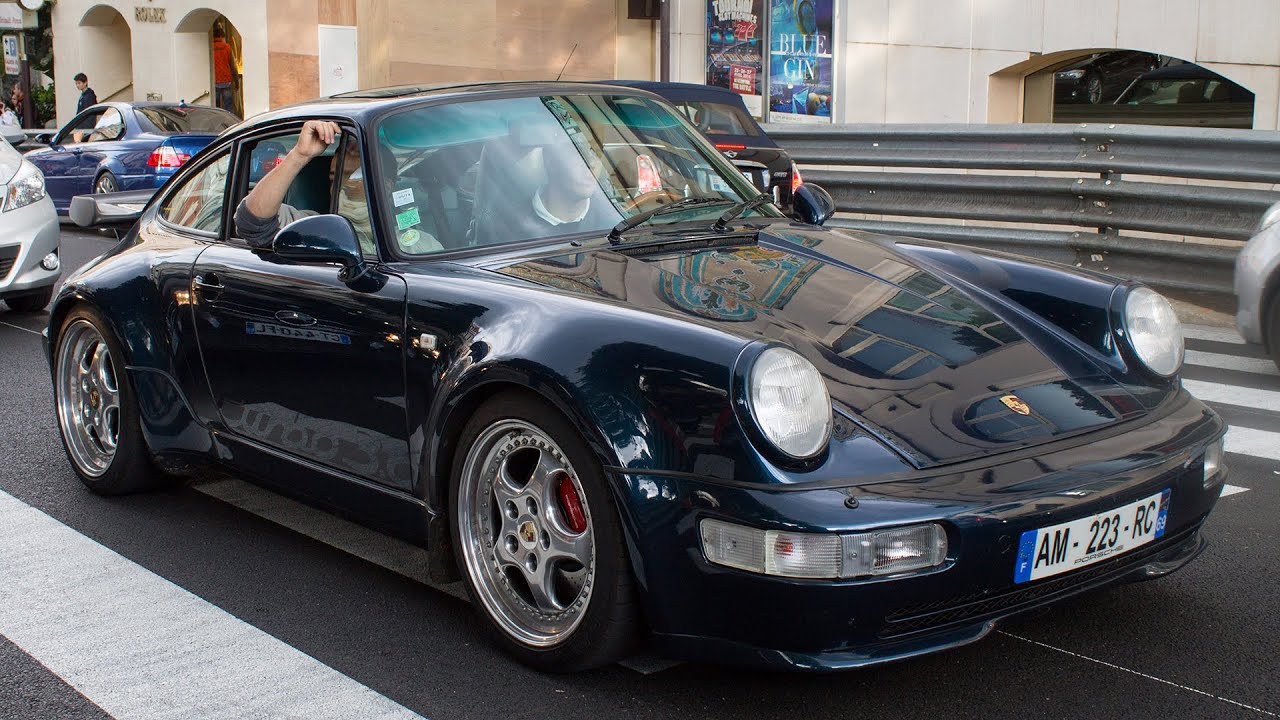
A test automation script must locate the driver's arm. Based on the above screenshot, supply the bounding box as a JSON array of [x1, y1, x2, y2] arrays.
[[240, 120, 339, 220]]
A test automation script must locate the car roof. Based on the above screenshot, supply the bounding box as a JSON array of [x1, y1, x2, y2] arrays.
[[1135, 63, 1235, 84], [231, 81, 664, 133], [601, 80, 747, 104]]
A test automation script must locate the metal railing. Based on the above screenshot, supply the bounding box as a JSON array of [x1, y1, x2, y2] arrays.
[[766, 123, 1280, 300]]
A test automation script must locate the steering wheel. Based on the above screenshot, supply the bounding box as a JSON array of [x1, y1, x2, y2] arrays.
[[623, 189, 684, 214]]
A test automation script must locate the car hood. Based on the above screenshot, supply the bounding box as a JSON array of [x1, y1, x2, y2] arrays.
[[497, 224, 1164, 469]]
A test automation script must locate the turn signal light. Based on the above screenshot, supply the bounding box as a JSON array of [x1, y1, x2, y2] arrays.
[[147, 146, 191, 169], [790, 162, 803, 195], [700, 518, 947, 579], [1203, 439, 1225, 489]]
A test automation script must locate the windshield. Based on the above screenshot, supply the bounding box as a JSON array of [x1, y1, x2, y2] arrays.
[[135, 106, 238, 133], [374, 93, 775, 255]]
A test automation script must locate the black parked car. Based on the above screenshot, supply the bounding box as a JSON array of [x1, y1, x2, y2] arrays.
[[54, 81, 1225, 673], [605, 81, 799, 213], [1054, 51, 1163, 104]]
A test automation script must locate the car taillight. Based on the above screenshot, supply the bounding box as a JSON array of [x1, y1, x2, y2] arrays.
[[715, 143, 747, 151], [147, 146, 191, 169], [790, 162, 803, 194]]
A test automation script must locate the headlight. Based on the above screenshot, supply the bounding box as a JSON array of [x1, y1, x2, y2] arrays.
[[748, 346, 832, 458], [3, 160, 47, 212], [1123, 286, 1183, 376], [1059, 69, 1087, 80], [700, 518, 948, 579]]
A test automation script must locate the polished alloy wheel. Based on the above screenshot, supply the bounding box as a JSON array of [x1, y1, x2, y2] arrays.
[[56, 320, 121, 477], [458, 419, 595, 647], [94, 174, 118, 193]]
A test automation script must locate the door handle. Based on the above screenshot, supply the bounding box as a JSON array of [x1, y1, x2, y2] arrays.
[[193, 273, 224, 293], [275, 310, 316, 326]]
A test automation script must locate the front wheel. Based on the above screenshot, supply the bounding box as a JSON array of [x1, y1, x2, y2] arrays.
[[450, 393, 638, 671], [53, 306, 165, 494]]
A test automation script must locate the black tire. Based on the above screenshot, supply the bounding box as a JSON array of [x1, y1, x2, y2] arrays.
[[4, 286, 53, 313], [53, 305, 166, 495], [94, 172, 119, 194], [449, 392, 639, 671], [1086, 73, 1104, 104]]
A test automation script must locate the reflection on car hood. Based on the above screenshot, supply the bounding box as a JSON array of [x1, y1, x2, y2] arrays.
[[498, 224, 1168, 469]]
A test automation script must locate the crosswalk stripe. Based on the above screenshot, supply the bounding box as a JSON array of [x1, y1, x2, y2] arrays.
[[1221, 425, 1280, 462], [1182, 325, 1244, 345], [0, 489, 426, 720], [1185, 350, 1278, 377], [1183, 379, 1280, 414]]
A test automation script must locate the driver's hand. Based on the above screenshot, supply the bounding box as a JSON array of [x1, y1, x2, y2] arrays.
[[295, 120, 340, 158]]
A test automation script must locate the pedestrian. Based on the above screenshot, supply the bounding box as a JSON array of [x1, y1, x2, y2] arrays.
[[0, 100, 17, 128], [211, 27, 236, 115], [74, 73, 96, 113], [10, 83, 23, 125]]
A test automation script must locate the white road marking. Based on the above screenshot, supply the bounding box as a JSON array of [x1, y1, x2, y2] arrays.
[[1221, 426, 1280, 462], [1183, 379, 1280, 413], [1220, 484, 1250, 498], [0, 319, 41, 336], [1182, 325, 1245, 345], [1185, 349, 1279, 377], [0, 488, 426, 720], [999, 631, 1278, 717]]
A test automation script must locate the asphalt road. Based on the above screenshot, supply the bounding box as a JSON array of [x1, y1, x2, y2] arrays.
[[0, 228, 1277, 720]]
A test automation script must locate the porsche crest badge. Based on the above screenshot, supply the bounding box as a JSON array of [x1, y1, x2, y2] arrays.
[[1000, 394, 1031, 416]]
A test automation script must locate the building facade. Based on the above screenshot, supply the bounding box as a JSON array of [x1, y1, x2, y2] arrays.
[[51, 0, 1280, 130]]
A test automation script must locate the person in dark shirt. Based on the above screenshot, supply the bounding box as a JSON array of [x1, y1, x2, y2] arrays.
[[74, 73, 97, 113]]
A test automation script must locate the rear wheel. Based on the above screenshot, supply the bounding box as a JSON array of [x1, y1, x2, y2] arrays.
[[450, 393, 638, 671], [94, 172, 118, 194], [4, 287, 53, 313], [53, 306, 165, 494]]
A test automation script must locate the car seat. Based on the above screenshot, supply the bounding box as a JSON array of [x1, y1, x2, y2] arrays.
[[1177, 82, 1204, 104]]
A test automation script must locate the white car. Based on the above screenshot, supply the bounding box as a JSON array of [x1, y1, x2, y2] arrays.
[[0, 130, 60, 312]]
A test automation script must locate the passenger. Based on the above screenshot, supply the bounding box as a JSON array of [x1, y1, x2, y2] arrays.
[[515, 140, 613, 236]]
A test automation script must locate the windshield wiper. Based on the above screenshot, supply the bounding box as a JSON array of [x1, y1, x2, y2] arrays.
[[712, 193, 773, 231], [608, 197, 734, 244]]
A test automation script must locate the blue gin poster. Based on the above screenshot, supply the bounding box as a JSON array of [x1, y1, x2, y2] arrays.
[[768, 0, 833, 123]]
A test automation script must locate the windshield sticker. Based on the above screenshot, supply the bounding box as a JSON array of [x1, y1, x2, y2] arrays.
[[392, 187, 415, 207], [709, 174, 731, 193], [396, 207, 421, 231], [246, 322, 351, 345]]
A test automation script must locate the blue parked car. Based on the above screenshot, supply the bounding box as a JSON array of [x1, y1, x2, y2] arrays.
[[52, 82, 1224, 672], [26, 102, 238, 216]]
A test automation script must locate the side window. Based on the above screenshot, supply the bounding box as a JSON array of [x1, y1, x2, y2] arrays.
[[86, 108, 125, 142], [159, 151, 231, 233], [238, 132, 338, 217], [60, 110, 104, 145]]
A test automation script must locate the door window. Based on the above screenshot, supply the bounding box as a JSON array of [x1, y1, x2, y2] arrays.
[[159, 151, 231, 233]]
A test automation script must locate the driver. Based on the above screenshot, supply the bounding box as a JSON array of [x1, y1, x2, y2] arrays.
[[235, 119, 440, 253], [511, 140, 616, 238]]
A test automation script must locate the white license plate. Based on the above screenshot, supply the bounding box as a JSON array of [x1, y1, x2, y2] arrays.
[[1013, 489, 1170, 583]]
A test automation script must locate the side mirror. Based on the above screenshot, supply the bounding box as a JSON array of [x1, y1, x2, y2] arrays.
[[792, 183, 835, 226], [32, 132, 53, 145], [273, 214, 367, 280], [1, 125, 25, 147], [69, 189, 155, 228]]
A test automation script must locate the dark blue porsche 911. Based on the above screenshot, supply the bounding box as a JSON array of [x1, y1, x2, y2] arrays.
[[48, 82, 1226, 672]]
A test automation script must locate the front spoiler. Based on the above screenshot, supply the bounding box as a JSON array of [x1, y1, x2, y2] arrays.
[[652, 528, 1208, 671]]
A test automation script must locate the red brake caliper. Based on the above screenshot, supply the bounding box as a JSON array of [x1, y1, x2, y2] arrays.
[[556, 475, 588, 534]]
